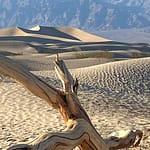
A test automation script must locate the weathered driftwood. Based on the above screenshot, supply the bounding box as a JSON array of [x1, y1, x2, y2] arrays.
[[0, 55, 143, 150]]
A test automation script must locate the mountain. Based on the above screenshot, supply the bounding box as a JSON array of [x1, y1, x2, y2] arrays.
[[94, 26, 150, 43], [0, 0, 150, 31]]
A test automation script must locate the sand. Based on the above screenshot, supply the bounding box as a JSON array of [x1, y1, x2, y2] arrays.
[[0, 26, 150, 149]]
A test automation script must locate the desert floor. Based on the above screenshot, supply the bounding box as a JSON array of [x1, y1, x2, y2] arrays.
[[0, 26, 150, 149]]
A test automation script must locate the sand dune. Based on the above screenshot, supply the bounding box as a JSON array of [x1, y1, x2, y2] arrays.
[[0, 26, 109, 42], [0, 26, 150, 149], [0, 26, 111, 56], [30, 25, 110, 42], [0, 57, 150, 149], [73, 57, 150, 114], [0, 26, 149, 60]]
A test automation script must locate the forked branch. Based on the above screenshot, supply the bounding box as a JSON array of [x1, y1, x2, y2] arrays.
[[8, 119, 108, 150], [54, 54, 78, 94]]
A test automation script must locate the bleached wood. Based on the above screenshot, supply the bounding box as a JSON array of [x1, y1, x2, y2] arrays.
[[104, 129, 143, 149], [0, 55, 143, 150], [8, 119, 109, 150], [54, 54, 74, 93], [8, 119, 142, 150]]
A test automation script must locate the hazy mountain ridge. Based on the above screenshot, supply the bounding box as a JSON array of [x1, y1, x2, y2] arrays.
[[0, 0, 150, 31], [96, 26, 150, 43]]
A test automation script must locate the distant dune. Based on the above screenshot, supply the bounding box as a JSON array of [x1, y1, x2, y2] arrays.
[[30, 25, 110, 42], [0, 25, 110, 42], [0, 26, 150, 149], [0, 26, 149, 60]]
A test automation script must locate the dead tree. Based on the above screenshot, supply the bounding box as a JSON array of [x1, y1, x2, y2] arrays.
[[0, 55, 143, 150]]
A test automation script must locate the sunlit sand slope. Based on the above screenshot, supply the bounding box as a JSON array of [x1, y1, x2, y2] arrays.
[[73, 57, 150, 115]]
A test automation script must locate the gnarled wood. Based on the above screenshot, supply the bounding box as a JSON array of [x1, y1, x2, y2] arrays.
[[8, 119, 108, 150], [104, 129, 143, 149], [8, 119, 143, 150], [54, 55, 91, 123], [0, 55, 143, 150]]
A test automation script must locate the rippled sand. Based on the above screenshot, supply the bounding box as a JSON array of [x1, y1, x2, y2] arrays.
[[0, 57, 150, 149]]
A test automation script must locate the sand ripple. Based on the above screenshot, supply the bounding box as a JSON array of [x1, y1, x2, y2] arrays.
[[0, 57, 150, 149], [73, 57, 150, 116]]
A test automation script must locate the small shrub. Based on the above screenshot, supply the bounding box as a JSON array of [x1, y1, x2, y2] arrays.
[[75, 51, 114, 59]]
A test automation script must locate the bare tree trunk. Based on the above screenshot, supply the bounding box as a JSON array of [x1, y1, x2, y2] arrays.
[[0, 55, 143, 150]]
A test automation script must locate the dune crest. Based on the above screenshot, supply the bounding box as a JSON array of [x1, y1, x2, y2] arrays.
[[0, 26, 109, 43], [54, 26, 110, 42], [29, 25, 110, 42]]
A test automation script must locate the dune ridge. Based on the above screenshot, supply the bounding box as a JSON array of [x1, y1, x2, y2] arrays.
[[30, 25, 110, 42], [0, 26, 110, 42]]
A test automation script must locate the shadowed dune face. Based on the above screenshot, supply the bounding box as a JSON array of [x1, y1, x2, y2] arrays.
[[30, 26, 110, 42], [24, 26, 81, 41]]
